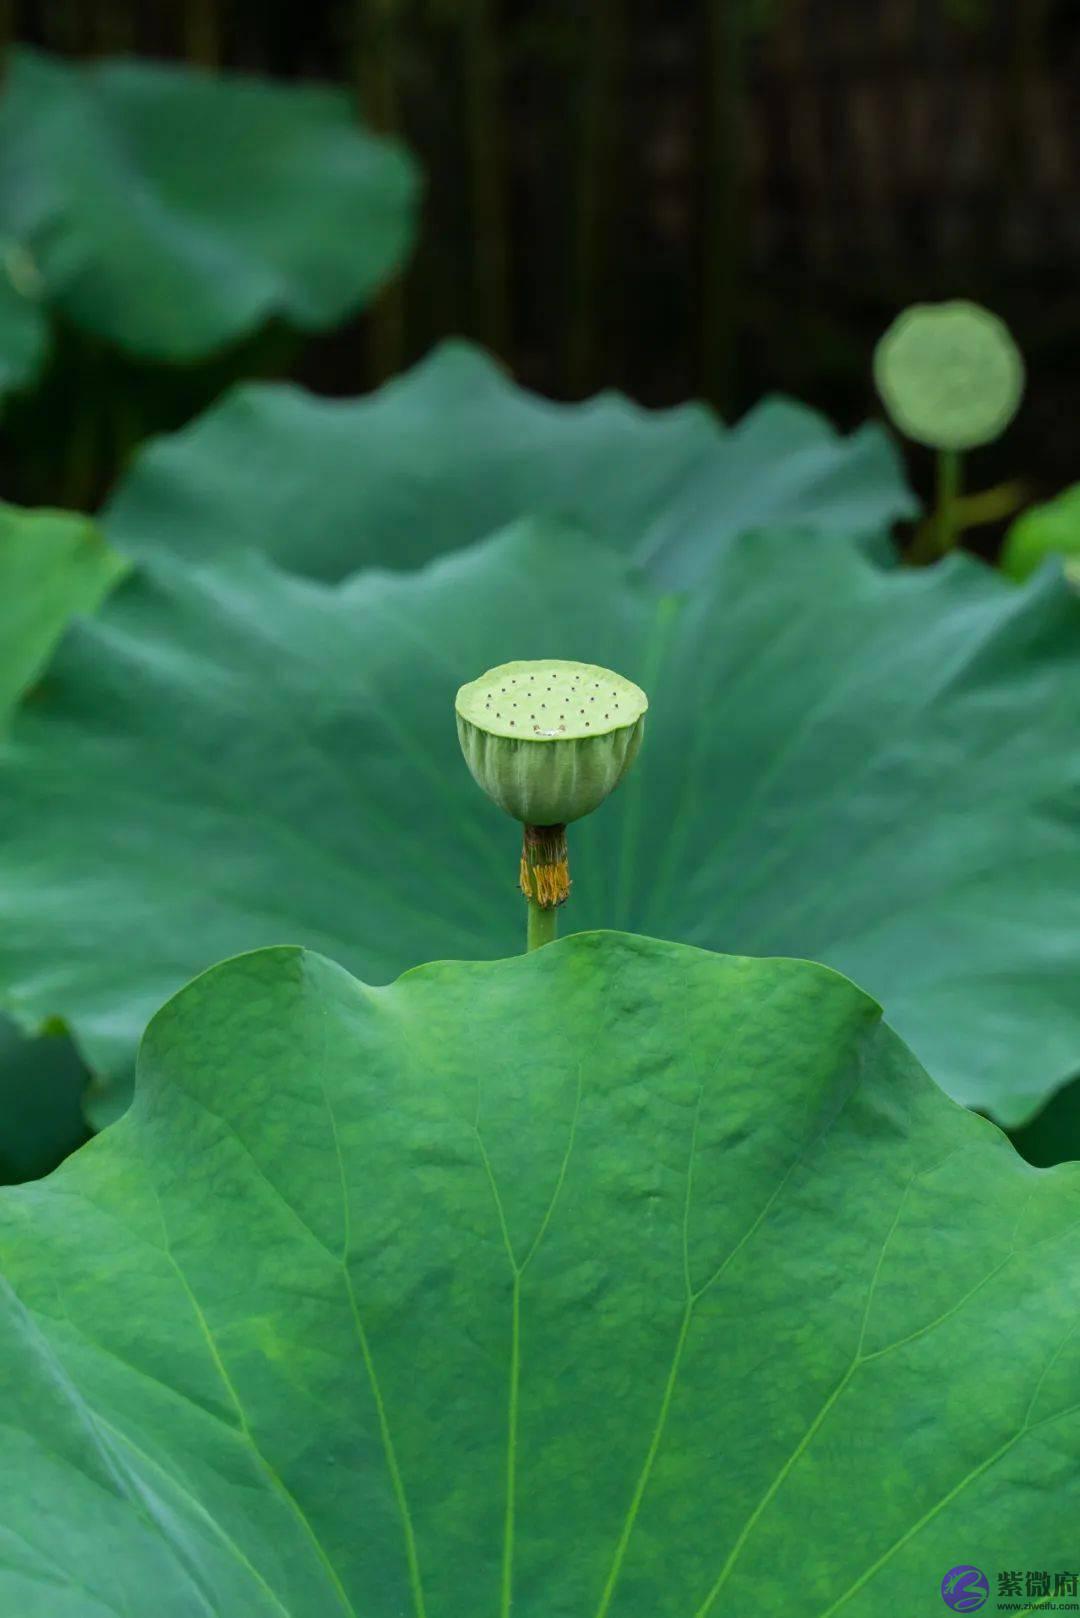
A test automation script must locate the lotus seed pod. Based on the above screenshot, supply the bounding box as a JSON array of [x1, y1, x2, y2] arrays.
[[456, 659, 647, 827], [873, 300, 1024, 451]]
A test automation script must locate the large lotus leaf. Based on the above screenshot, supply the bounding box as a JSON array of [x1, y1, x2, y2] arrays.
[[1, 935, 1077, 1616], [0, 48, 420, 361], [0, 1015, 87, 1185], [0, 502, 127, 724], [635, 394, 917, 584], [0, 240, 48, 397], [0, 519, 1077, 1129], [101, 339, 917, 586]]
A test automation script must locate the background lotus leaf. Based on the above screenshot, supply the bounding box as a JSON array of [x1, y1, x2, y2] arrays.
[[102, 339, 918, 585], [1009, 1075, 1080, 1168], [1, 935, 1077, 1615], [0, 1015, 86, 1185], [0, 520, 1077, 1129], [0, 47, 421, 361], [0, 503, 124, 1178], [0, 502, 126, 724]]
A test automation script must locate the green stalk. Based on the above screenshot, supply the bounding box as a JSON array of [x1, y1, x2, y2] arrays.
[[1004, 0, 1048, 182], [184, 0, 221, 67], [520, 823, 568, 953], [355, 0, 406, 381], [569, 0, 623, 393], [702, 0, 747, 413], [62, 330, 103, 511], [462, 0, 508, 355], [526, 901, 558, 952], [936, 448, 962, 556], [96, 0, 136, 53]]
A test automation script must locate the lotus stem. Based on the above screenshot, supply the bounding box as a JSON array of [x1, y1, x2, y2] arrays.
[[703, 0, 746, 413], [520, 824, 568, 952], [569, 0, 623, 393], [355, 0, 406, 381], [462, 0, 508, 356], [95, 1, 137, 53], [184, 0, 221, 67], [936, 448, 962, 556], [526, 900, 558, 952]]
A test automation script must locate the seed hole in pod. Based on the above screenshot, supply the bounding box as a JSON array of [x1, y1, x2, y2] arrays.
[[510, 720, 515, 726], [585, 722, 590, 727]]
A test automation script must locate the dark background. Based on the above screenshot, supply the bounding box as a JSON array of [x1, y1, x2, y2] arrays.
[[6, 0, 1080, 514]]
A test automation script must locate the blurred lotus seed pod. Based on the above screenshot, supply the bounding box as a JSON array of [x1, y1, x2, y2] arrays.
[[874, 300, 1024, 451], [455, 658, 647, 827]]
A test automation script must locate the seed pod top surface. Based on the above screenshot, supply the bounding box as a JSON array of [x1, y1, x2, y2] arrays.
[[873, 300, 1024, 451], [455, 658, 647, 825], [456, 659, 645, 739]]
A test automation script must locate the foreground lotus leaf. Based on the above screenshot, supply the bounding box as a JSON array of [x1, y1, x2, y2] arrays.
[[0, 502, 127, 725], [0, 935, 1076, 1616], [0, 47, 420, 360], [102, 339, 917, 586], [0, 518, 1078, 1130], [874, 300, 1024, 451]]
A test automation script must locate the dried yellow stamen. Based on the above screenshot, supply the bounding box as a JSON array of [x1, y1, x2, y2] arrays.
[[520, 858, 571, 907], [519, 824, 571, 909]]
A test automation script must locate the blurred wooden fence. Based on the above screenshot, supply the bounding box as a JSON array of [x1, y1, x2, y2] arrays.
[[3, 0, 1080, 485]]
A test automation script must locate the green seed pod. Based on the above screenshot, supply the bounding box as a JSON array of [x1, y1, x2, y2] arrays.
[[456, 659, 647, 827], [873, 300, 1024, 451]]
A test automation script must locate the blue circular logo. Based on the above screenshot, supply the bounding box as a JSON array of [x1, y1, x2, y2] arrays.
[[942, 1567, 989, 1612]]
